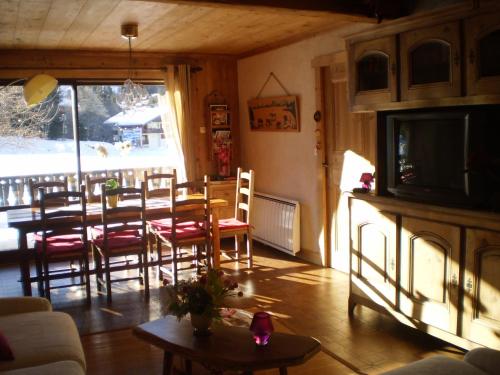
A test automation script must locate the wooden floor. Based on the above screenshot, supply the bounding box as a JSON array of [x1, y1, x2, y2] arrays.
[[0, 241, 466, 374]]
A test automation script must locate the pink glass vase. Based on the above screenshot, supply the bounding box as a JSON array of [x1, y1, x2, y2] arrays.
[[250, 312, 274, 346]]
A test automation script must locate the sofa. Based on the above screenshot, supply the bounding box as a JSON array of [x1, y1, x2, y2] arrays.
[[382, 347, 500, 375], [0, 297, 85, 375]]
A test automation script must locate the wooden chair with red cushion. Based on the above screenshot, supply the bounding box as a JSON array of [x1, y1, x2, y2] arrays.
[[35, 186, 91, 304], [91, 182, 149, 303], [148, 175, 211, 285], [29, 177, 69, 207], [218, 168, 255, 268]]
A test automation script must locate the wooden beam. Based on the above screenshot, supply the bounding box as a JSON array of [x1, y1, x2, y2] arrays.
[[137, 0, 389, 22]]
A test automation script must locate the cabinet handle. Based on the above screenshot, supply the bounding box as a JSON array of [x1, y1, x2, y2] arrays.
[[466, 278, 473, 293], [451, 274, 458, 287], [454, 52, 460, 66], [469, 49, 475, 65]]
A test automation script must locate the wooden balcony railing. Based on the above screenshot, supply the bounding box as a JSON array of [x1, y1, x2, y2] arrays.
[[0, 166, 172, 209]]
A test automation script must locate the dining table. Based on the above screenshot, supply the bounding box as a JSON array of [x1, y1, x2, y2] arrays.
[[6, 195, 228, 296]]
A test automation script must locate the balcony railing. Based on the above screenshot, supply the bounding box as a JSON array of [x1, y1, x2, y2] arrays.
[[0, 166, 172, 209]]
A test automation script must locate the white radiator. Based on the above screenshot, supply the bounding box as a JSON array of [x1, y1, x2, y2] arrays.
[[252, 192, 300, 255]]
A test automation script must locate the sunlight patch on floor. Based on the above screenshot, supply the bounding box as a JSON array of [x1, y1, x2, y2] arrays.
[[276, 275, 320, 285], [100, 307, 123, 317]]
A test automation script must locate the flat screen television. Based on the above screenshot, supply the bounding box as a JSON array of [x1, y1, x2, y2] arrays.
[[381, 106, 500, 211]]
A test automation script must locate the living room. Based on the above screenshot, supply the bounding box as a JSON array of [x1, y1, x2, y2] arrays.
[[1, 0, 499, 374]]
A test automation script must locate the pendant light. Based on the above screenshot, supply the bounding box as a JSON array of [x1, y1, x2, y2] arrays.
[[116, 23, 151, 112]]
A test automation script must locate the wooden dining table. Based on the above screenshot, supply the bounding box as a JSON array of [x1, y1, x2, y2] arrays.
[[6, 195, 227, 296]]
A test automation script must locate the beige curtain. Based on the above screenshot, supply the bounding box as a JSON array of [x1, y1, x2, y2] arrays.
[[160, 65, 195, 182]]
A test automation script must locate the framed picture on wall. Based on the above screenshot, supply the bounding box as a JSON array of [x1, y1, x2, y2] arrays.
[[210, 104, 229, 128], [248, 95, 299, 132]]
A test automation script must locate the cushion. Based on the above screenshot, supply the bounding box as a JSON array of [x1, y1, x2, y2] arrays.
[[34, 235, 85, 255], [381, 355, 488, 375], [218, 218, 249, 231], [465, 348, 500, 375], [0, 311, 86, 372], [0, 331, 14, 361], [92, 232, 142, 250], [149, 219, 198, 231], [0, 360, 84, 375], [91, 226, 140, 239], [156, 225, 207, 241]]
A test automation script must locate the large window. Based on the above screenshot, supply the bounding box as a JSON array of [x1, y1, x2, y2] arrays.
[[0, 81, 177, 208]]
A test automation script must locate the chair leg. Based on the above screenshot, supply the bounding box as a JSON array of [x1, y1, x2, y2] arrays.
[[143, 250, 150, 300], [156, 236, 163, 280], [104, 255, 112, 303], [78, 259, 84, 284], [94, 246, 103, 292], [35, 254, 44, 297], [247, 231, 253, 268], [172, 245, 178, 285], [84, 254, 91, 305], [43, 257, 51, 301], [235, 234, 240, 261]]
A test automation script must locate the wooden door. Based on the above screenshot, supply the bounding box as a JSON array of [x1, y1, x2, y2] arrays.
[[350, 199, 397, 308], [463, 229, 500, 349], [347, 35, 397, 108], [465, 12, 500, 96], [400, 21, 461, 101], [321, 58, 376, 273], [400, 217, 460, 334]]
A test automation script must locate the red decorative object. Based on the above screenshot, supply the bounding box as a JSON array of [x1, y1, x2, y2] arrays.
[[216, 144, 231, 177], [0, 331, 14, 361], [360, 173, 375, 190], [250, 312, 274, 346]]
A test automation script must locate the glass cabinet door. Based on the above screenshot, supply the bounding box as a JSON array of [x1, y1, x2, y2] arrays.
[[400, 21, 461, 101], [348, 35, 397, 108], [466, 12, 500, 96]]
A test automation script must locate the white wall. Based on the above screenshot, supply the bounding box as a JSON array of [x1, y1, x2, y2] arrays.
[[237, 25, 366, 264]]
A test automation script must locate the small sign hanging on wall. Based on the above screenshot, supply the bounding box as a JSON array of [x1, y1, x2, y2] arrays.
[[248, 95, 299, 132]]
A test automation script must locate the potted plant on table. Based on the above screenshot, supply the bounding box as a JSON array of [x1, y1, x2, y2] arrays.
[[105, 178, 119, 208], [164, 268, 243, 335]]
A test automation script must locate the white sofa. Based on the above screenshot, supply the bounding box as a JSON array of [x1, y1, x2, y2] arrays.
[[382, 348, 500, 375], [0, 297, 85, 375]]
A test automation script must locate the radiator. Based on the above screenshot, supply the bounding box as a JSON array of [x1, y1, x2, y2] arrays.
[[252, 192, 300, 255]]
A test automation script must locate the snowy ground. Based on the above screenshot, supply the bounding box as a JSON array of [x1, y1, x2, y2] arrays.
[[0, 136, 177, 177]]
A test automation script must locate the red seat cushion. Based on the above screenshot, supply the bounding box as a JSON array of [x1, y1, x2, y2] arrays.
[[218, 218, 249, 231], [91, 226, 140, 239], [156, 225, 207, 241], [0, 331, 14, 361], [92, 232, 142, 250], [34, 234, 85, 255], [148, 219, 198, 231]]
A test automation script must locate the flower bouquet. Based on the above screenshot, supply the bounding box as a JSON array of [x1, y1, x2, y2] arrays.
[[164, 268, 243, 335]]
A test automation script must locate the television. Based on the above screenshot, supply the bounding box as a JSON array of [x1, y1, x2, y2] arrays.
[[380, 106, 500, 211]]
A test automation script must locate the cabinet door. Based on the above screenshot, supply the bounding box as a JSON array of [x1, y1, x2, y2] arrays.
[[400, 21, 461, 101], [400, 217, 460, 334], [463, 229, 500, 349], [465, 12, 500, 96], [348, 36, 397, 107], [350, 200, 397, 307], [209, 182, 236, 220]]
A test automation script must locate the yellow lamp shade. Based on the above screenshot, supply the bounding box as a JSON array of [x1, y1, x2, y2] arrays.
[[23, 74, 58, 106]]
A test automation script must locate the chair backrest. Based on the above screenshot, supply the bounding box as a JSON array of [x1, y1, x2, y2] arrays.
[[100, 182, 146, 241], [170, 175, 211, 248], [85, 172, 123, 203], [29, 177, 68, 207], [143, 170, 177, 199], [39, 186, 87, 251], [234, 168, 255, 224]]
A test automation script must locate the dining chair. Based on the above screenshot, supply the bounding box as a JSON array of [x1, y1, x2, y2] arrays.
[[28, 177, 69, 207], [148, 175, 211, 285], [143, 170, 176, 199], [218, 168, 255, 268], [91, 182, 149, 303], [35, 186, 91, 304], [85, 172, 123, 203]]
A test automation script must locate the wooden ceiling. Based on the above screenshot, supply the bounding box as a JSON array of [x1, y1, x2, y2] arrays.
[[0, 0, 383, 57]]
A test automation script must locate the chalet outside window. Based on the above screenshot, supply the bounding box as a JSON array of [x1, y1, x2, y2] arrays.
[[0, 82, 176, 208]]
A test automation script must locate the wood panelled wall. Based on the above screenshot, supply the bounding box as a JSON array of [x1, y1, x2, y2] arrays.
[[0, 49, 239, 178]]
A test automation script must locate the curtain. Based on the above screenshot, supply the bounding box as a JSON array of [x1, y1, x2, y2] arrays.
[[160, 65, 195, 183]]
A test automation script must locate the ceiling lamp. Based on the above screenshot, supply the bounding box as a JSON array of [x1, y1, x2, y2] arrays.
[[116, 23, 151, 112], [0, 73, 58, 106]]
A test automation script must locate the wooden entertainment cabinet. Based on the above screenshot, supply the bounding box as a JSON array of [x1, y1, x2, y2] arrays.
[[348, 194, 500, 350]]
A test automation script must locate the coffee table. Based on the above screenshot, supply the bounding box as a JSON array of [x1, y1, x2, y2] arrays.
[[133, 316, 321, 375]]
